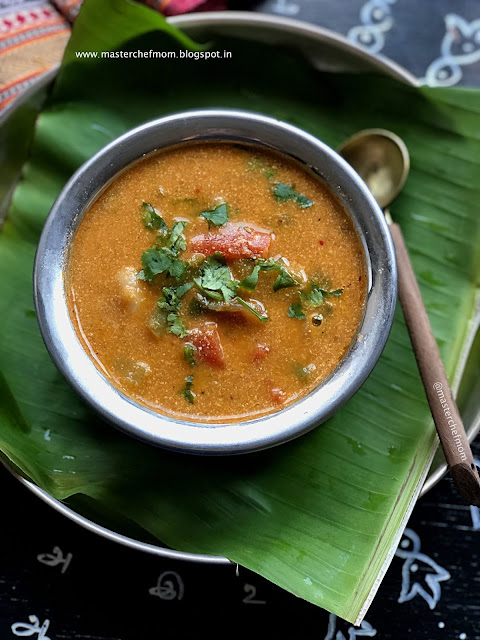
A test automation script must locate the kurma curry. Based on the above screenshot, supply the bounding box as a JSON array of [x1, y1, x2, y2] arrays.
[[67, 142, 367, 422]]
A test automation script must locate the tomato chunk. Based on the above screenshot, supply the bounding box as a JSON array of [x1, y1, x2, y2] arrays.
[[253, 344, 270, 363], [270, 387, 287, 405], [187, 325, 225, 368], [190, 223, 272, 261]]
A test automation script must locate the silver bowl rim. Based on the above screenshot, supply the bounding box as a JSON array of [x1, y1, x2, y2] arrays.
[[33, 108, 397, 456]]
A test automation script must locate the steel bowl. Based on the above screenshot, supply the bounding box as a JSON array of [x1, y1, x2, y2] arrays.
[[34, 109, 397, 454]]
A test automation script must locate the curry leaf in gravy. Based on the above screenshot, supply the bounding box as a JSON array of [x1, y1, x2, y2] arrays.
[[200, 203, 229, 229], [233, 296, 269, 322], [181, 374, 195, 404], [287, 303, 306, 320], [273, 182, 313, 209], [141, 202, 168, 234]]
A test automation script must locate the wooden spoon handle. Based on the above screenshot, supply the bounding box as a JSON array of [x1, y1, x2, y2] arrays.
[[389, 221, 480, 505]]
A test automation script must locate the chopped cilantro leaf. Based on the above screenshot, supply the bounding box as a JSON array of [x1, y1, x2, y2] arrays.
[[167, 221, 188, 256], [288, 303, 306, 319], [156, 284, 193, 338], [141, 202, 168, 233], [273, 182, 294, 201], [168, 257, 188, 280], [175, 282, 195, 299], [195, 256, 239, 303], [157, 283, 193, 313], [168, 313, 188, 338], [295, 193, 314, 208], [256, 257, 278, 272], [240, 258, 298, 293], [139, 247, 188, 282], [291, 282, 343, 323], [233, 296, 269, 322], [302, 283, 325, 306], [239, 264, 261, 291], [183, 343, 197, 366], [200, 203, 229, 228], [273, 267, 297, 292], [193, 277, 223, 301], [300, 282, 343, 306], [258, 258, 298, 291], [140, 248, 173, 281], [182, 374, 195, 404], [273, 182, 313, 209]]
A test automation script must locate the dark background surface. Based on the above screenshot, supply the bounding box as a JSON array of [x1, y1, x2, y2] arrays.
[[2, 1, 480, 638]]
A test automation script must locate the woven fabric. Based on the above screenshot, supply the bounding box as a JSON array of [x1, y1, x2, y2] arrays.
[[0, 0, 225, 111]]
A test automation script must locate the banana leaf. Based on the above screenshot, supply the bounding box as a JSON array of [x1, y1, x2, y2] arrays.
[[1, 0, 479, 624]]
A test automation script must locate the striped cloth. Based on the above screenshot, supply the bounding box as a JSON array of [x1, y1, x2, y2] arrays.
[[0, 0, 226, 111]]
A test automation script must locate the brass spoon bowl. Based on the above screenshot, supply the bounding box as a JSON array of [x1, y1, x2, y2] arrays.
[[339, 128, 409, 210], [339, 129, 480, 506]]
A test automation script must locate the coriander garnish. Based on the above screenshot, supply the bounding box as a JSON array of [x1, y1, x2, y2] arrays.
[[166, 221, 188, 255], [300, 282, 344, 307], [138, 247, 187, 282], [141, 202, 168, 233], [184, 343, 197, 366], [287, 303, 306, 320], [194, 255, 238, 303], [182, 375, 195, 404], [273, 182, 313, 209], [239, 258, 298, 293], [157, 284, 193, 338], [233, 296, 269, 322], [200, 202, 229, 228], [138, 219, 189, 282], [288, 282, 343, 320]]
